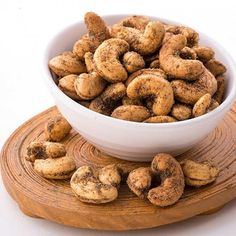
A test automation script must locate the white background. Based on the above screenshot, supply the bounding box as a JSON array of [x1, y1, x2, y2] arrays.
[[1, 0, 236, 235]]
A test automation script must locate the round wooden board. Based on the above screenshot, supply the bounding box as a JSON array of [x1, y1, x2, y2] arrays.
[[1, 105, 236, 231]]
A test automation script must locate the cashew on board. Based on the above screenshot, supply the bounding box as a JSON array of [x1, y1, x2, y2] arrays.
[[171, 67, 217, 105], [48, 52, 87, 77], [89, 82, 126, 115], [111, 105, 150, 122], [127, 74, 174, 115], [127, 153, 184, 207], [73, 12, 110, 60], [159, 34, 204, 80], [70, 165, 121, 204], [94, 38, 130, 82], [111, 21, 165, 55], [74, 52, 106, 100]]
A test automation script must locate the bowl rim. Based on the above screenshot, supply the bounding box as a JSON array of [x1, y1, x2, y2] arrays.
[[43, 14, 236, 129]]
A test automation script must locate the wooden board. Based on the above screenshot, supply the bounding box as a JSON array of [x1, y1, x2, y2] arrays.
[[1, 105, 236, 231]]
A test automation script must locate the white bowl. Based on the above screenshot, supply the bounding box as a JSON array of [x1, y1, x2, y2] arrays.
[[43, 15, 236, 162]]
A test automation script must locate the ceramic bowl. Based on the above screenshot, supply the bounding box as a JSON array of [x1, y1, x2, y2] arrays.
[[43, 15, 236, 161]]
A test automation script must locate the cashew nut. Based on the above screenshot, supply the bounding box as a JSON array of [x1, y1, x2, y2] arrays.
[[111, 21, 165, 55], [181, 159, 219, 187], [94, 38, 130, 82], [70, 165, 120, 204], [179, 46, 197, 60], [123, 51, 145, 73], [193, 46, 214, 63], [119, 15, 150, 31], [89, 82, 126, 115], [58, 74, 82, 100], [171, 103, 192, 121], [144, 116, 177, 123], [213, 75, 225, 104], [171, 67, 217, 104], [34, 156, 76, 180], [159, 34, 204, 80], [207, 99, 219, 112], [48, 52, 87, 77], [192, 93, 211, 117], [205, 59, 226, 76], [45, 115, 72, 142], [127, 167, 153, 198], [122, 95, 142, 106], [148, 153, 185, 207], [111, 105, 150, 122], [73, 12, 110, 60], [127, 74, 174, 115]]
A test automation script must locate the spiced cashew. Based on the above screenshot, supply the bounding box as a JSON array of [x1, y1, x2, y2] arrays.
[[213, 75, 225, 104], [127, 74, 174, 115], [192, 93, 212, 117], [119, 15, 150, 31], [205, 59, 226, 76], [123, 51, 145, 73], [193, 46, 214, 63], [171, 103, 192, 121], [144, 116, 177, 123]]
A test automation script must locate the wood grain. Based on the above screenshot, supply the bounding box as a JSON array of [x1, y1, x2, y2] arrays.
[[1, 105, 236, 230]]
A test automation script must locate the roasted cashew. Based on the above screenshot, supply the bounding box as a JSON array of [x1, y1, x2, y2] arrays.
[[126, 68, 166, 86], [119, 15, 150, 31], [58, 74, 82, 100], [84, 51, 97, 73], [171, 67, 217, 104], [192, 93, 211, 117], [34, 156, 76, 180], [165, 25, 199, 47], [171, 103, 192, 121], [26, 141, 66, 162], [193, 46, 214, 63], [45, 115, 72, 142], [181, 159, 219, 187], [159, 34, 204, 80], [179, 46, 197, 60], [94, 38, 130, 82], [73, 12, 110, 60], [127, 74, 174, 115], [127, 167, 153, 198], [122, 95, 142, 106], [89, 82, 126, 115], [207, 99, 219, 112], [123, 51, 145, 73], [48, 52, 87, 77], [147, 153, 185, 207], [213, 75, 225, 104], [111, 21, 165, 55], [205, 59, 226, 76], [111, 105, 150, 122], [144, 116, 177, 123], [70, 165, 121, 204]]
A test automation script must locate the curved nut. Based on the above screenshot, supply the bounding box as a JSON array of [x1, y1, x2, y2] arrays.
[[111, 21, 165, 55], [126, 68, 166, 86], [159, 34, 204, 80], [171, 67, 217, 104], [179, 46, 197, 60], [94, 38, 130, 82], [26, 141, 66, 162], [111, 105, 150, 122], [45, 115, 72, 142], [147, 153, 185, 207], [49, 52, 87, 77], [171, 103, 192, 121], [58, 74, 82, 100], [127, 74, 174, 115], [34, 156, 76, 180], [123, 51, 145, 73], [73, 12, 110, 59], [185, 177, 216, 187], [213, 75, 225, 104], [205, 59, 226, 76], [149, 59, 160, 68], [193, 46, 214, 63], [192, 93, 211, 117], [98, 164, 121, 188], [144, 116, 177, 123], [70, 166, 118, 204], [127, 167, 153, 198], [122, 95, 142, 106], [119, 15, 150, 31], [89, 82, 126, 115]]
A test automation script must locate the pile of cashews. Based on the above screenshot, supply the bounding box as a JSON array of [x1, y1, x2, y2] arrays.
[[49, 12, 226, 123]]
